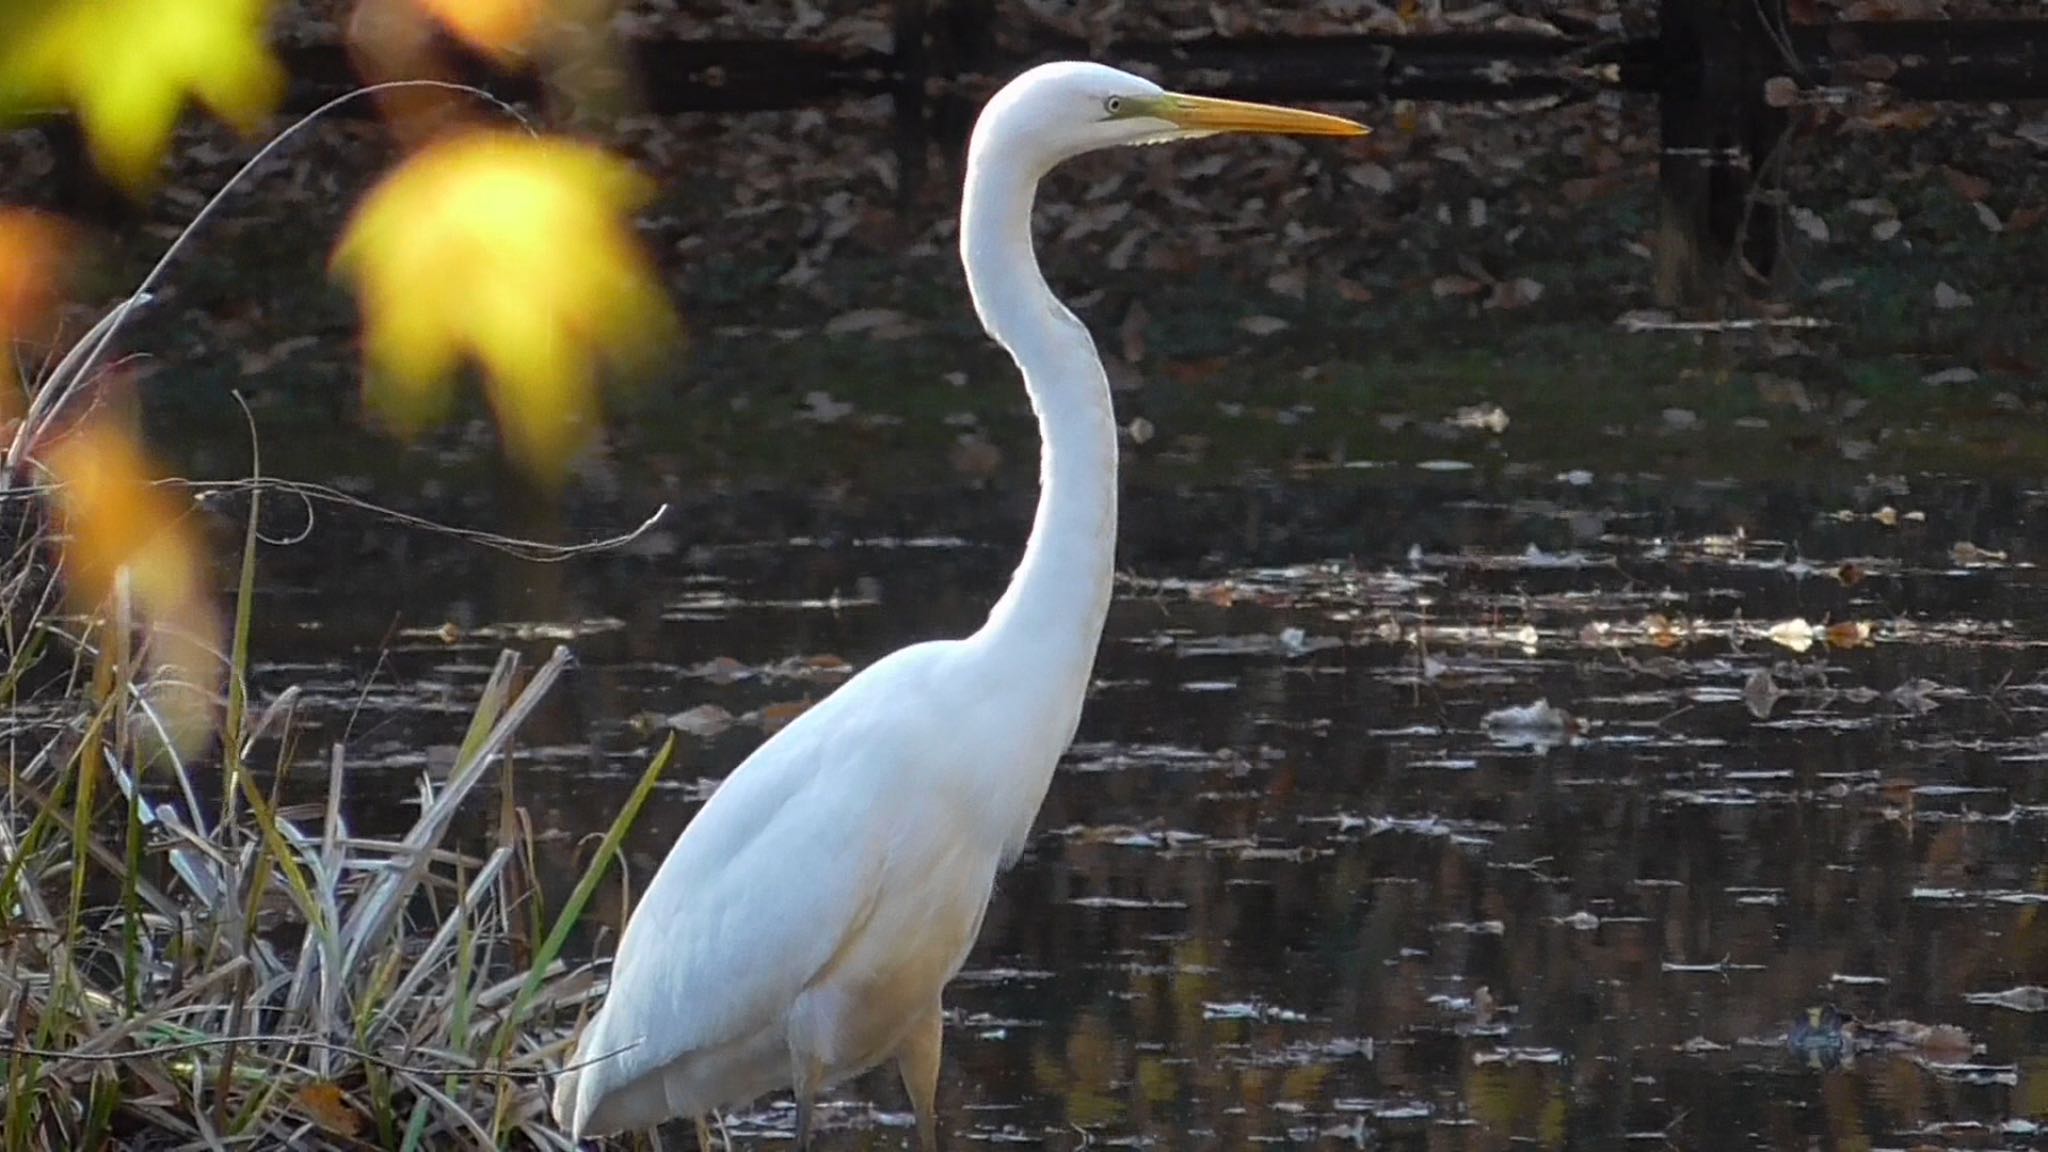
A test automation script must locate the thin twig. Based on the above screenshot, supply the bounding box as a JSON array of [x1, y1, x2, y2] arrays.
[[180, 477, 669, 563]]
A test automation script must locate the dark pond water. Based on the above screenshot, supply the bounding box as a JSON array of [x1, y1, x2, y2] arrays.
[[238, 461, 2048, 1151]]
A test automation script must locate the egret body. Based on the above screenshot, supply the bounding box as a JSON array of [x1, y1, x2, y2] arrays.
[[553, 61, 1364, 1148]]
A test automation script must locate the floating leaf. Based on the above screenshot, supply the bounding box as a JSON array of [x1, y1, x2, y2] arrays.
[[0, 0, 283, 190], [665, 703, 734, 738], [1825, 620, 1873, 649], [332, 131, 679, 482], [1742, 667, 1781, 720], [1966, 987, 2048, 1013], [1766, 618, 1814, 653]]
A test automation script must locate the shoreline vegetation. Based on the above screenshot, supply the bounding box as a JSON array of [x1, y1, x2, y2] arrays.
[[1, 72, 679, 1149], [2, 624, 668, 1149]]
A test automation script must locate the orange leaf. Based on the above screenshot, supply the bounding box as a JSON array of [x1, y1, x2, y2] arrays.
[[40, 419, 222, 755], [293, 1082, 363, 1138], [0, 209, 71, 353], [412, 0, 548, 61]]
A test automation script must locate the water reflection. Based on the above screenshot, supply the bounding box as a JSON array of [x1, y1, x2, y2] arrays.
[[251, 471, 2048, 1149]]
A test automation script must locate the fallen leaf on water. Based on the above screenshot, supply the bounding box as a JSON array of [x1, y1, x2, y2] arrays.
[[1447, 404, 1509, 434], [754, 699, 813, 733], [1934, 282, 1974, 310], [1789, 206, 1829, 243], [1945, 167, 1992, 203], [1890, 678, 1941, 713], [1344, 161, 1393, 194], [1767, 618, 1815, 653], [1951, 541, 2008, 565], [1480, 699, 1581, 748], [1643, 613, 1686, 649], [666, 703, 734, 738], [1742, 667, 1781, 720], [1486, 277, 1544, 310], [1825, 620, 1873, 649], [824, 307, 918, 339], [798, 391, 854, 424], [1238, 315, 1290, 336], [331, 130, 678, 483], [1923, 366, 1979, 386], [1965, 987, 2048, 1013]]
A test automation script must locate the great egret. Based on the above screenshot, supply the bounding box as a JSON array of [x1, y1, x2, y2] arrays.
[[552, 61, 1365, 1148]]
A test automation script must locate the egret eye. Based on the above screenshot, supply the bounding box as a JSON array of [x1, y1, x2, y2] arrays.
[[1103, 96, 1124, 116]]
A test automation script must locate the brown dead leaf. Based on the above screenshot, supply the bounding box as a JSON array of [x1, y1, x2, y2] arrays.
[[1944, 167, 1991, 203], [1430, 274, 1485, 299], [1643, 613, 1685, 649], [1486, 277, 1543, 310], [294, 1082, 361, 1138], [755, 699, 813, 733], [1825, 620, 1873, 649]]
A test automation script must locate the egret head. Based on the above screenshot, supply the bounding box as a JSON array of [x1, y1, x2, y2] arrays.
[[972, 61, 1368, 176]]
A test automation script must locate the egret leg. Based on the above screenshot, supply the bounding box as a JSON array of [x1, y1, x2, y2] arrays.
[[896, 1000, 945, 1152], [791, 1050, 824, 1149], [694, 1116, 714, 1150]]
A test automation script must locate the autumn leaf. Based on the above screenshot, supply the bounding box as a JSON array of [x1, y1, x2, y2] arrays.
[[0, 210, 70, 415], [0, 0, 283, 191], [331, 131, 679, 482], [40, 419, 222, 756], [412, 0, 548, 61], [292, 1082, 363, 1138]]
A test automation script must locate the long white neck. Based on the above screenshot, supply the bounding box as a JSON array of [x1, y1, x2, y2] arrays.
[[960, 149, 1118, 670]]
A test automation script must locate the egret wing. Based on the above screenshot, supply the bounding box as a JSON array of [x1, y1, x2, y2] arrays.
[[561, 659, 932, 1130]]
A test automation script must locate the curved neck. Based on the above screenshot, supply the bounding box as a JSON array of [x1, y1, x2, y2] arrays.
[[960, 151, 1118, 662]]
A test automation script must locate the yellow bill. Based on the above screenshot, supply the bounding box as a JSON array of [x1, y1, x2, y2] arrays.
[[1153, 93, 1368, 137]]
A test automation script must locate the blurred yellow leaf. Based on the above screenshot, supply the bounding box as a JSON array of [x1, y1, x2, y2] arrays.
[[41, 419, 221, 755], [0, 0, 283, 191], [331, 131, 677, 481], [412, 0, 546, 60]]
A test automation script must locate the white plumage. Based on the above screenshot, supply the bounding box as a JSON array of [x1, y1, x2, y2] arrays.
[[553, 61, 1365, 1148]]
